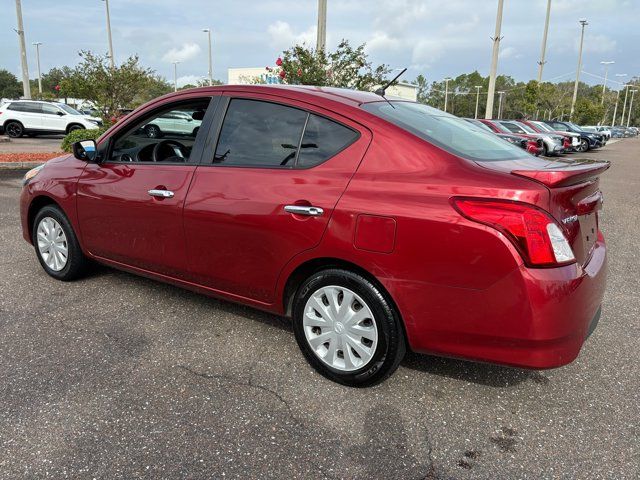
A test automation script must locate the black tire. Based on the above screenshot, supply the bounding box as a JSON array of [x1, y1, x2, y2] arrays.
[[5, 121, 23, 138], [32, 205, 89, 281], [145, 124, 162, 138], [292, 269, 406, 387], [542, 143, 549, 157], [579, 139, 589, 152], [67, 124, 84, 133]]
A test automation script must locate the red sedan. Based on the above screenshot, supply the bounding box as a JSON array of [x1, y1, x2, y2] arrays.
[[20, 85, 608, 386]]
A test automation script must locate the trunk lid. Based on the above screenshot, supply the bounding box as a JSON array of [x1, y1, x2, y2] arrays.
[[477, 156, 609, 265]]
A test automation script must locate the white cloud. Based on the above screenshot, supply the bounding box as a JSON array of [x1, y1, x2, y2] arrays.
[[162, 43, 202, 63], [267, 21, 316, 51], [582, 34, 617, 53], [499, 47, 517, 59]]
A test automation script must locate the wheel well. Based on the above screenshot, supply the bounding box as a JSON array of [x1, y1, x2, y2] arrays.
[[27, 196, 59, 240], [66, 123, 85, 133], [4, 119, 23, 129], [283, 257, 395, 315]]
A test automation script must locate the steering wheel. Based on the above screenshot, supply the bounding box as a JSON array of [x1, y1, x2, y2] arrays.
[[152, 139, 187, 162]]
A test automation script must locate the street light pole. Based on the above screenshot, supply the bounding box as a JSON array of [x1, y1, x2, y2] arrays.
[[612, 74, 627, 125], [443, 78, 451, 112], [316, 0, 327, 52], [620, 83, 631, 125], [627, 90, 637, 127], [33, 42, 43, 96], [102, 0, 115, 69], [172, 61, 180, 91], [203, 28, 213, 86], [600, 60, 614, 104], [569, 19, 588, 120], [497, 91, 505, 119], [536, 0, 552, 83], [611, 89, 621, 126], [485, 0, 504, 119], [474, 85, 482, 119], [14, 0, 31, 99]]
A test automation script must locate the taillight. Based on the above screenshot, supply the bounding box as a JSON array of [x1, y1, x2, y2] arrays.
[[452, 198, 576, 267]]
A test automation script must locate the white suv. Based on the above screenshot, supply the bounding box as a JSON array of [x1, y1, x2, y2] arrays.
[[0, 100, 102, 138]]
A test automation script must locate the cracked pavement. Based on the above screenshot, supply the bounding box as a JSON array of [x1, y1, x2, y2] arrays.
[[0, 139, 638, 479]]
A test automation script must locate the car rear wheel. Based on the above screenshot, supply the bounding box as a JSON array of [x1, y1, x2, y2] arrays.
[[292, 269, 406, 387], [33, 205, 89, 281], [5, 121, 23, 138]]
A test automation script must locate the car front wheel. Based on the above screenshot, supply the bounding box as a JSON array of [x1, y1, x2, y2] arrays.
[[292, 269, 406, 387], [33, 205, 89, 281], [578, 139, 589, 152]]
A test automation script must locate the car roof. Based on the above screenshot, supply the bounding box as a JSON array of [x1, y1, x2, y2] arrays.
[[167, 84, 394, 108]]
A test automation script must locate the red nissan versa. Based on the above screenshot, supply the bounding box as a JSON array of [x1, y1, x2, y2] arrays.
[[20, 85, 608, 386]]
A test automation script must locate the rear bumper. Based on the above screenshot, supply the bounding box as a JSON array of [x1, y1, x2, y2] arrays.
[[399, 235, 607, 369]]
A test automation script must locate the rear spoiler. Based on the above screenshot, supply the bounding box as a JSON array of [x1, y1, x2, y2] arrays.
[[512, 161, 610, 188]]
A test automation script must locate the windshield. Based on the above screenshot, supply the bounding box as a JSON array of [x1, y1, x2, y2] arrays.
[[532, 122, 553, 132], [362, 101, 528, 162], [58, 104, 81, 115], [515, 122, 536, 134]]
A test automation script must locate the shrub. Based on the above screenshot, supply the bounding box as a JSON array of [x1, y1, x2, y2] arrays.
[[61, 126, 108, 152]]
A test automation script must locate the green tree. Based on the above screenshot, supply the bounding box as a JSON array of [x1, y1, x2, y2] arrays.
[[0, 69, 22, 99], [277, 40, 391, 91], [61, 51, 161, 119]]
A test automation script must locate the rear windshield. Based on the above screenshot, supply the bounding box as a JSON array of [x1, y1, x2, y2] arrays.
[[362, 101, 526, 162]]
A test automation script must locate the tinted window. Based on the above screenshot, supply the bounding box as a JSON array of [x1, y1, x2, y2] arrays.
[[8, 102, 40, 113], [214, 99, 307, 167], [297, 114, 358, 167], [363, 102, 527, 162], [41, 104, 61, 115], [500, 122, 525, 134]]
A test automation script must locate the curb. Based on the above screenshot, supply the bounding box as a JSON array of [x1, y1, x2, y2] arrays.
[[0, 161, 43, 169]]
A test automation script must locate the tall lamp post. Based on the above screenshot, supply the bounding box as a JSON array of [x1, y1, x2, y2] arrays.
[[600, 60, 614, 104], [620, 83, 632, 125], [474, 85, 482, 119], [569, 19, 588, 120], [485, 0, 504, 119], [316, 0, 327, 52], [202, 28, 213, 86], [536, 0, 552, 83], [33, 42, 43, 96], [172, 61, 180, 91], [14, 0, 31, 99], [497, 91, 506, 119], [612, 74, 627, 125], [443, 78, 452, 112], [626, 89, 637, 127], [101, 0, 115, 69]]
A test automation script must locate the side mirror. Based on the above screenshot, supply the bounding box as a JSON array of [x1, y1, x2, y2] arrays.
[[72, 140, 98, 162], [57, 111, 65, 116]]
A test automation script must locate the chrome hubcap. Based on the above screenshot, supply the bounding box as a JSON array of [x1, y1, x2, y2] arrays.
[[36, 217, 68, 271], [303, 286, 378, 372]]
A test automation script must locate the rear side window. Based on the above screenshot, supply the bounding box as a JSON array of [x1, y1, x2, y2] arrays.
[[214, 99, 307, 167], [297, 114, 359, 168], [363, 101, 527, 162], [7, 102, 39, 112]]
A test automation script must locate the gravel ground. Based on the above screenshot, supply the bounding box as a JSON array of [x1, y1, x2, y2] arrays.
[[0, 140, 638, 479]]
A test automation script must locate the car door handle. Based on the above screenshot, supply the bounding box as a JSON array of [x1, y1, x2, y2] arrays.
[[284, 205, 324, 216], [148, 189, 174, 198]]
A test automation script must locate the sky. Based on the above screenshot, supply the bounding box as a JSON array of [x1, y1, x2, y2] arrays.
[[1, 0, 638, 89]]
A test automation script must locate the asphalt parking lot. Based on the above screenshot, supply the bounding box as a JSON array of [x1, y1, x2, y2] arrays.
[[0, 134, 64, 153], [0, 140, 638, 479]]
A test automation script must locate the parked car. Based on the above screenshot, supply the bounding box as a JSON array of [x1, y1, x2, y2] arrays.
[[20, 85, 608, 386], [0, 100, 102, 137], [477, 118, 545, 155], [464, 118, 533, 152], [582, 126, 611, 142], [520, 120, 580, 152], [543, 120, 604, 152], [495, 120, 565, 156], [610, 126, 626, 138], [139, 109, 203, 138]]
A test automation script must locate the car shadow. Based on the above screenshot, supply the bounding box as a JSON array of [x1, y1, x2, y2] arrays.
[[85, 264, 550, 388]]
